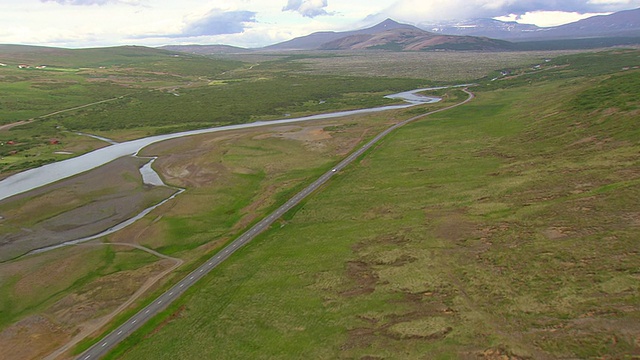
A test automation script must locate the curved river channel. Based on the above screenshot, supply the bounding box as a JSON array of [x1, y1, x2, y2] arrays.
[[0, 87, 456, 201]]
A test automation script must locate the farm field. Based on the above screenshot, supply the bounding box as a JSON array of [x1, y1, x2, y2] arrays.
[[0, 47, 638, 359]]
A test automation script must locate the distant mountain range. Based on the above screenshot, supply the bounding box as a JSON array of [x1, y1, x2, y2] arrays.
[[423, 7, 640, 40], [162, 8, 640, 54], [265, 19, 511, 51]]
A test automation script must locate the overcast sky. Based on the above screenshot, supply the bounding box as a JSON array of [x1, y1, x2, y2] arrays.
[[2, 0, 639, 48]]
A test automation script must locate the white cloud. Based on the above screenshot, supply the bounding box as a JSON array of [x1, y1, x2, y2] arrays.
[[283, 0, 332, 18], [179, 10, 257, 37], [1, 0, 639, 48], [40, 0, 142, 5], [495, 11, 611, 27], [373, 0, 640, 23]]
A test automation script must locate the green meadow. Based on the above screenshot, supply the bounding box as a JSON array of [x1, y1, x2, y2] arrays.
[[1, 45, 638, 359], [99, 50, 640, 359]]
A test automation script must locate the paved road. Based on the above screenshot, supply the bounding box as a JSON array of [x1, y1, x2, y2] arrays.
[[76, 88, 474, 360]]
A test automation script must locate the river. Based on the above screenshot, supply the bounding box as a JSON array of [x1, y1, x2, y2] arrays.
[[0, 88, 444, 201]]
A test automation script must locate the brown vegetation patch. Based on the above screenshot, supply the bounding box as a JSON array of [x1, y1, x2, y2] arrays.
[[270, 125, 333, 142], [480, 347, 530, 360], [342, 327, 378, 351], [12, 249, 91, 299], [385, 317, 453, 340], [568, 136, 598, 147], [373, 254, 417, 267], [541, 226, 573, 240], [363, 205, 403, 220], [623, 212, 640, 226], [431, 212, 477, 243], [343, 309, 456, 352], [0, 315, 66, 360], [352, 231, 411, 253], [340, 261, 379, 297]]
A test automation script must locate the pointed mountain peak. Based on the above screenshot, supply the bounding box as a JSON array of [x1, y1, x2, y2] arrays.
[[366, 18, 420, 33], [380, 18, 401, 27]]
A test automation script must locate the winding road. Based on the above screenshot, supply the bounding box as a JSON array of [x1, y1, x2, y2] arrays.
[[76, 88, 474, 360]]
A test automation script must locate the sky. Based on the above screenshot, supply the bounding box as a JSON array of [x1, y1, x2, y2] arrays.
[[2, 0, 639, 48]]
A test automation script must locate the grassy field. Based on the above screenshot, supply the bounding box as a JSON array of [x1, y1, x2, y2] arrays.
[[1, 46, 568, 177], [1, 46, 432, 175], [1, 96, 458, 358], [103, 50, 639, 359], [1, 47, 637, 359]]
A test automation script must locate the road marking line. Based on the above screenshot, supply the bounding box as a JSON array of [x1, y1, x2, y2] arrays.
[[180, 283, 184, 287], [101, 342, 107, 347], [190, 276, 194, 280], [132, 319, 137, 323], [145, 310, 150, 314], [169, 292, 174, 295], [117, 330, 123, 335]]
